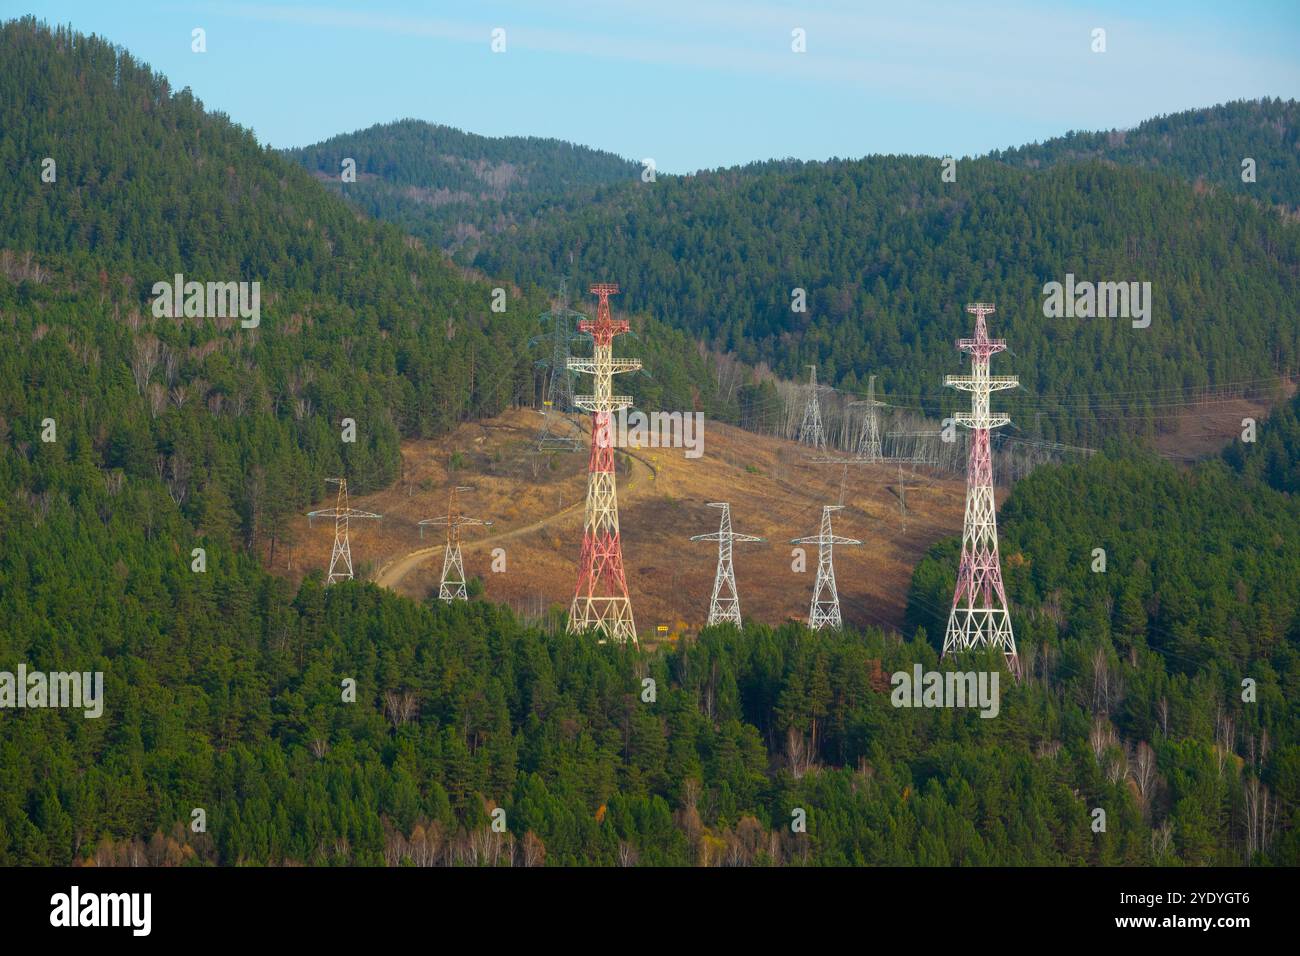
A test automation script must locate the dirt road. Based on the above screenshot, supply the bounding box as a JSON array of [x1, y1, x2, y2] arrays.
[[373, 449, 653, 591]]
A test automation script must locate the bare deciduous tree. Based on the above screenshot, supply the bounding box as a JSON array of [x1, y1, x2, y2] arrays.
[[1089, 716, 1117, 761], [521, 830, 545, 868], [1151, 822, 1173, 862], [148, 381, 167, 417], [1130, 740, 1159, 815], [130, 335, 161, 395], [1090, 646, 1112, 715], [786, 725, 815, 778], [383, 690, 420, 728]]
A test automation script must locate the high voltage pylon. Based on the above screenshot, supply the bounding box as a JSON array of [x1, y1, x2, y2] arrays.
[[814, 372, 891, 465], [689, 502, 764, 628], [567, 283, 641, 644], [419, 484, 492, 602], [850, 374, 887, 462], [797, 365, 828, 450], [942, 302, 1020, 678], [838, 376, 941, 466], [532, 278, 588, 451], [792, 505, 861, 630], [306, 478, 382, 585]]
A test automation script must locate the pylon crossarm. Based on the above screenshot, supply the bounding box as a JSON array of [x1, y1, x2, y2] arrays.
[[607, 359, 643, 374], [946, 374, 1018, 390], [307, 508, 381, 519], [568, 359, 639, 375], [574, 394, 634, 412]]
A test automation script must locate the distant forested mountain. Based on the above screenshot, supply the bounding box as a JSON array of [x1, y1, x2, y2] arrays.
[[469, 155, 1300, 445], [284, 119, 640, 256], [990, 99, 1300, 210], [293, 102, 1300, 447]]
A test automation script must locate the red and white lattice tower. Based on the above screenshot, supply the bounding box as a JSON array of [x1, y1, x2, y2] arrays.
[[942, 303, 1020, 678], [567, 283, 642, 644]]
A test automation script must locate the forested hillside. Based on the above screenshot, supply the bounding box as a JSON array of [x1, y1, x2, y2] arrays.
[[470, 156, 1300, 445], [285, 119, 639, 255], [3, 430, 1296, 865], [0, 18, 724, 545], [1, 17, 1296, 868], [1225, 388, 1300, 494], [292, 101, 1300, 447], [990, 98, 1300, 210]]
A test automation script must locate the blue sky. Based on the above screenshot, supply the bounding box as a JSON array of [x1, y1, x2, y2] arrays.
[[8, 0, 1300, 172]]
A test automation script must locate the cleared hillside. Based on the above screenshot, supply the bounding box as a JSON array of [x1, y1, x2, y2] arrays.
[[285, 409, 970, 635]]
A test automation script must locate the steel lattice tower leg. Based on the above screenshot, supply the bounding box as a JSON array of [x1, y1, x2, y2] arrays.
[[439, 542, 467, 601], [942, 303, 1020, 678], [792, 505, 861, 630], [328, 484, 353, 585], [567, 284, 642, 644], [690, 502, 764, 627]]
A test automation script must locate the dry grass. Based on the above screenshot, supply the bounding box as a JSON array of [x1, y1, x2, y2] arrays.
[[281, 408, 972, 635]]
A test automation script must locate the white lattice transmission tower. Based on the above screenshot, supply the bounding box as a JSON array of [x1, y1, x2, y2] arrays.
[[689, 502, 764, 628], [533, 277, 588, 451], [306, 478, 382, 585], [798, 364, 828, 450], [567, 283, 641, 644], [792, 505, 861, 630], [419, 484, 492, 602], [942, 302, 1020, 678], [850, 374, 887, 462]]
